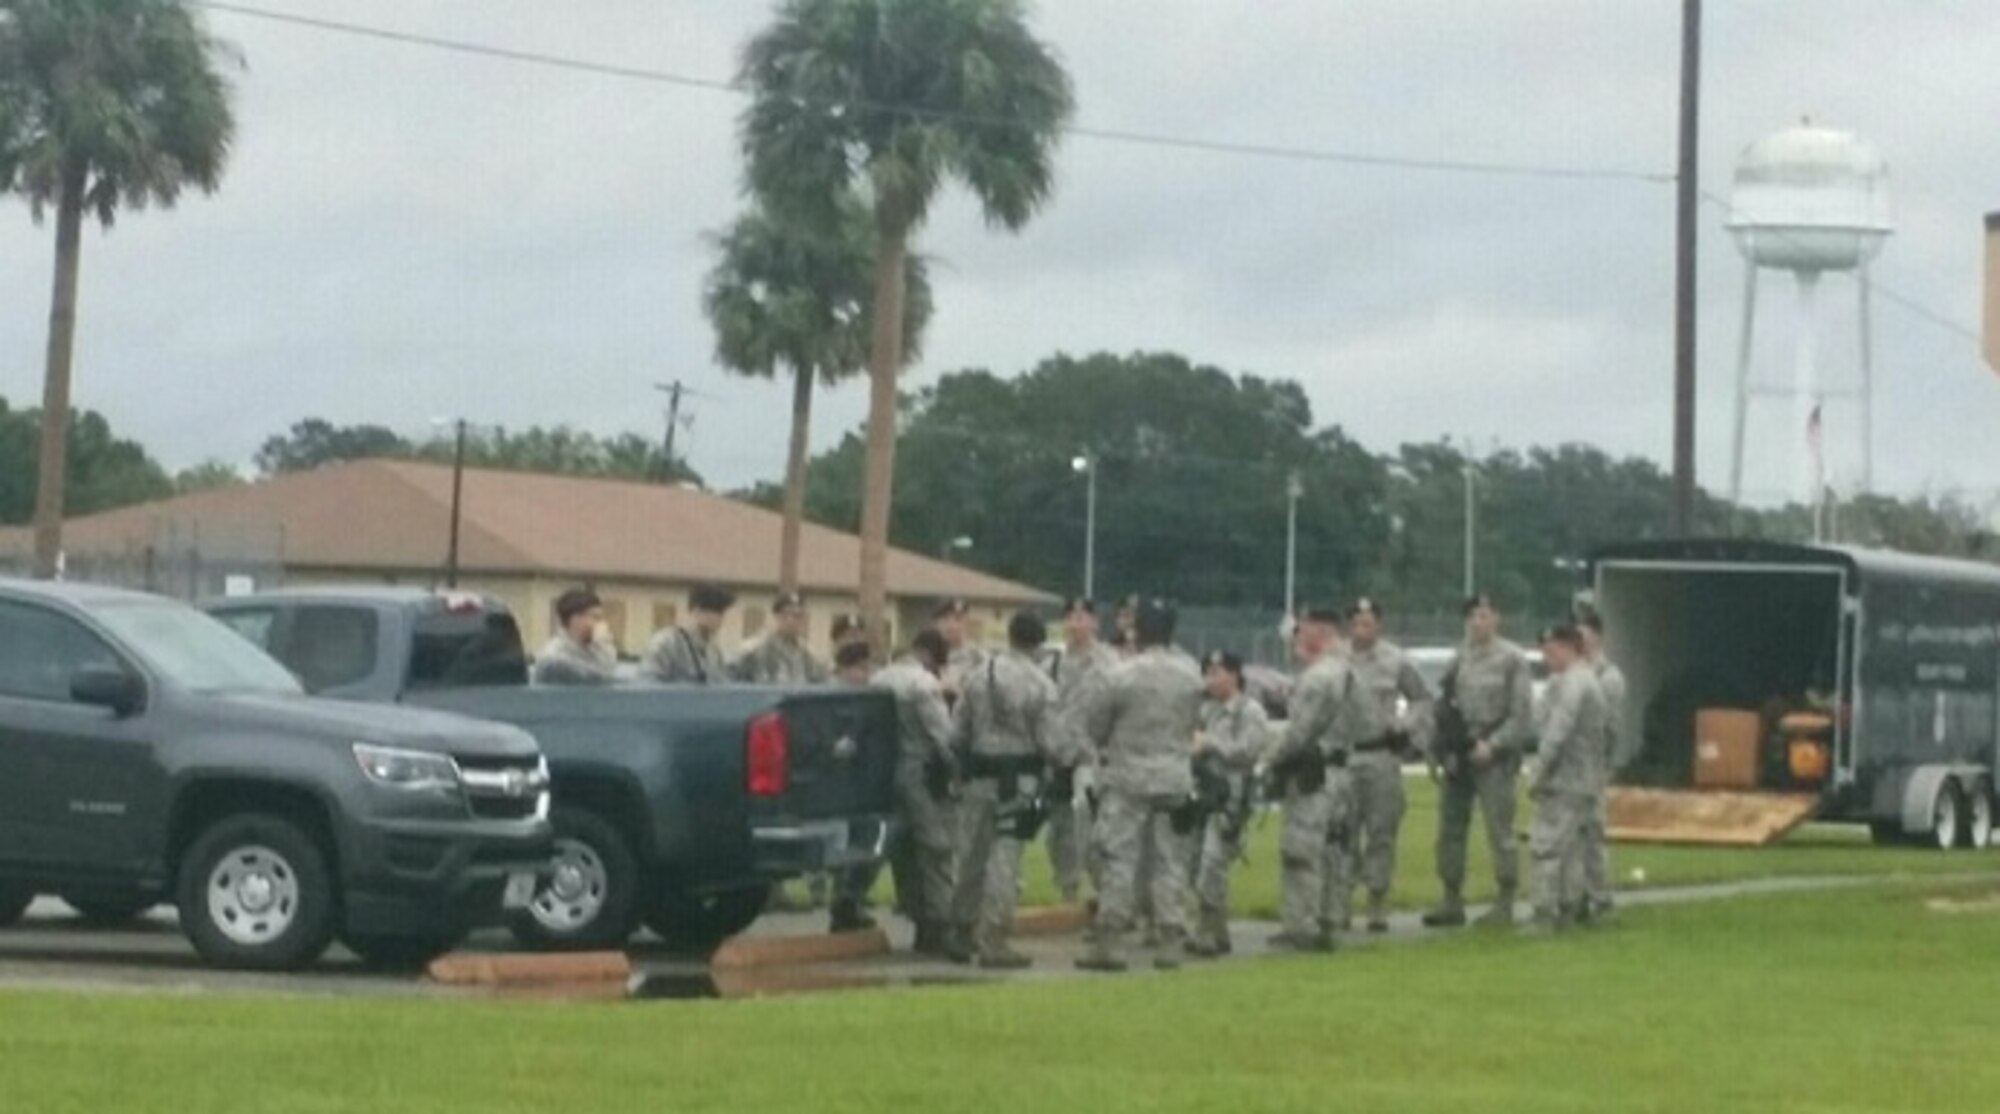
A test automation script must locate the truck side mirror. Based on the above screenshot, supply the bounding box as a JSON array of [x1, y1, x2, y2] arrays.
[[71, 666, 144, 718]]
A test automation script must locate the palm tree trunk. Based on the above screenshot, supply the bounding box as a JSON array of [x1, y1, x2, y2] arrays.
[[857, 223, 911, 653], [32, 174, 87, 580], [778, 361, 815, 597]]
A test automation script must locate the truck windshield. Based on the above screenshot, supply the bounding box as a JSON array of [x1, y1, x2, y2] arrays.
[[94, 601, 304, 696]]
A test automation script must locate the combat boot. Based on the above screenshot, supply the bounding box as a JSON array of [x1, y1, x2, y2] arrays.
[[943, 926, 976, 965], [1365, 893, 1391, 934], [829, 899, 875, 935], [1475, 889, 1516, 928], [978, 947, 1033, 971], [1075, 945, 1129, 973], [1422, 891, 1467, 929]]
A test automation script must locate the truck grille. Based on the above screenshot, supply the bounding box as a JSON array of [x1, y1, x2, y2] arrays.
[[456, 755, 550, 822]]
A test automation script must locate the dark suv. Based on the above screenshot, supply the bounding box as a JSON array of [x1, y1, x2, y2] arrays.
[[0, 580, 551, 970]]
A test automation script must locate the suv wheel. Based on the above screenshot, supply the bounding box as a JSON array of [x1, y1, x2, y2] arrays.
[[0, 884, 33, 928], [645, 883, 771, 953], [177, 814, 337, 971], [508, 807, 638, 951]]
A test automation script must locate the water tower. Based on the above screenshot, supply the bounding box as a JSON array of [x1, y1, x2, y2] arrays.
[[1725, 122, 1893, 508]]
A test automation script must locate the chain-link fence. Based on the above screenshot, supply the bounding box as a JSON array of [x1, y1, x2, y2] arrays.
[[0, 519, 288, 602]]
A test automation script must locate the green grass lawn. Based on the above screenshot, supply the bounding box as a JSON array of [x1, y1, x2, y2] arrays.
[[1001, 777, 1984, 918], [8, 882, 2000, 1112]]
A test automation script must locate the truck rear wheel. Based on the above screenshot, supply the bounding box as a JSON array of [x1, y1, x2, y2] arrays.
[[0, 884, 33, 928], [177, 814, 338, 971], [1931, 781, 1965, 851], [644, 883, 771, 953], [1966, 781, 1994, 849], [508, 807, 639, 951]]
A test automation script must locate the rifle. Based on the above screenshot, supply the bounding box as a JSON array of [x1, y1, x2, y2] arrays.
[[1433, 666, 1474, 776], [1171, 749, 1237, 835]]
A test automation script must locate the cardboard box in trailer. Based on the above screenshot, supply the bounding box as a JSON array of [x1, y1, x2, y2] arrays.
[[1590, 539, 2000, 849]]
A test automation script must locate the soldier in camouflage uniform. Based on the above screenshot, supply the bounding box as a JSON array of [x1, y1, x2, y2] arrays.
[[641, 583, 734, 685], [1043, 597, 1118, 904], [732, 592, 830, 686], [531, 587, 620, 686], [873, 630, 959, 955], [1424, 595, 1536, 928], [947, 613, 1070, 969], [1076, 599, 1205, 973], [1576, 610, 1627, 920], [933, 598, 989, 705], [1526, 624, 1609, 931], [1343, 599, 1432, 933], [1188, 650, 1269, 957], [1266, 607, 1361, 952]]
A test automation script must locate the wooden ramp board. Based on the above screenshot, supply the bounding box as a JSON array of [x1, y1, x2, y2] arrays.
[[1607, 788, 1820, 847]]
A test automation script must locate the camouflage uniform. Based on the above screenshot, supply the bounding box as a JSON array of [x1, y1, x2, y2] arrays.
[[1345, 639, 1431, 924], [732, 635, 830, 686], [641, 625, 729, 685], [1577, 654, 1628, 914], [941, 644, 990, 701], [530, 633, 619, 686], [1080, 647, 1204, 966], [1529, 664, 1609, 925], [949, 651, 1067, 964], [1044, 640, 1118, 904], [1435, 636, 1535, 918], [1192, 691, 1269, 952], [873, 658, 959, 937], [1269, 653, 1362, 946]]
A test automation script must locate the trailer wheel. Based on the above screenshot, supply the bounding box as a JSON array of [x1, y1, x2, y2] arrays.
[[1930, 781, 1965, 851], [1965, 781, 1994, 849]]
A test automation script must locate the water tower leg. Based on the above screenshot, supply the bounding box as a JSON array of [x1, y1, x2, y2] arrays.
[[1794, 270, 1822, 508], [1858, 262, 1876, 495], [1729, 260, 1759, 505]]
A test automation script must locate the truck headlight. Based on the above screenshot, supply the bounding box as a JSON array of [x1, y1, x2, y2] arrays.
[[353, 743, 461, 792]]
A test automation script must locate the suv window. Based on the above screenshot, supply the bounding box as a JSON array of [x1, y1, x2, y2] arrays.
[[409, 609, 528, 690], [212, 608, 277, 652], [0, 600, 123, 703], [282, 606, 380, 693]]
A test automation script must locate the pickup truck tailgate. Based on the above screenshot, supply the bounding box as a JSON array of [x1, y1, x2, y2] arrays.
[[765, 691, 898, 822]]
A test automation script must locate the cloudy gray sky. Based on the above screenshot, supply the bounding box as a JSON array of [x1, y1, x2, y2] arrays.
[[1, 0, 1995, 508]]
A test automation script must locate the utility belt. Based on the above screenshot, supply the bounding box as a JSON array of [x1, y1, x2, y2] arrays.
[[962, 753, 1046, 781]]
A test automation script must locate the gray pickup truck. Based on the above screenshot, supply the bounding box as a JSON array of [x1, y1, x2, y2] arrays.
[[203, 588, 897, 951], [0, 580, 552, 971]]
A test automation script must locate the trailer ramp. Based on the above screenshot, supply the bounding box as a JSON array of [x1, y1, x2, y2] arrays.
[[1607, 788, 1820, 846]]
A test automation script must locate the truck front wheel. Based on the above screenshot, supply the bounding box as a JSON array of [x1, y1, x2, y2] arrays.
[[177, 814, 338, 971], [508, 807, 639, 951], [644, 884, 772, 953], [0, 884, 33, 928]]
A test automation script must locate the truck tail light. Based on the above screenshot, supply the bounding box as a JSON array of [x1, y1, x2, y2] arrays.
[[746, 712, 789, 797]]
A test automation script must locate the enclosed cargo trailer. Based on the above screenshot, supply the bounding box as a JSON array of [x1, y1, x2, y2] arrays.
[[1590, 540, 2000, 849]]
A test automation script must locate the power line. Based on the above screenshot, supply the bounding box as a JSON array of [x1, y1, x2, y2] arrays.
[[195, 1, 1671, 184]]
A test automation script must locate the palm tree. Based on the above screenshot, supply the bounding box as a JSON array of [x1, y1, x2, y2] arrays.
[[740, 0, 1073, 646], [705, 199, 933, 598], [0, 0, 236, 577]]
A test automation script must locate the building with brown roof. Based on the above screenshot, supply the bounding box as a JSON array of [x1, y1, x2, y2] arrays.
[[0, 459, 1053, 656]]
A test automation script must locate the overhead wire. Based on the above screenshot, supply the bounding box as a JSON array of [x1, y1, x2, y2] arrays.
[[194, 1, 1670, 184]]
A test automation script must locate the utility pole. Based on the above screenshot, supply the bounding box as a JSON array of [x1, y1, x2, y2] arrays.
[[1283, 472, 1302, 619], [654, 381, 687, 481], [1463, 463, 1478, 598], [446, 418, 467, 589], [1072, 454, 1098, 600], [1671, 0, 1703, 535]]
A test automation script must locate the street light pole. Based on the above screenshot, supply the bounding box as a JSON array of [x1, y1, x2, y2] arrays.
[[1073, 454, 1097, 600], [1284, 471, 1302, 618], [446, 418, 467, 589], [1462, 464, 1477, 598]]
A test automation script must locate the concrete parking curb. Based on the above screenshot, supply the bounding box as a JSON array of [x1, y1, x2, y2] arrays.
[[711, 927, 890, 970], [427, 951, 632, 988]]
